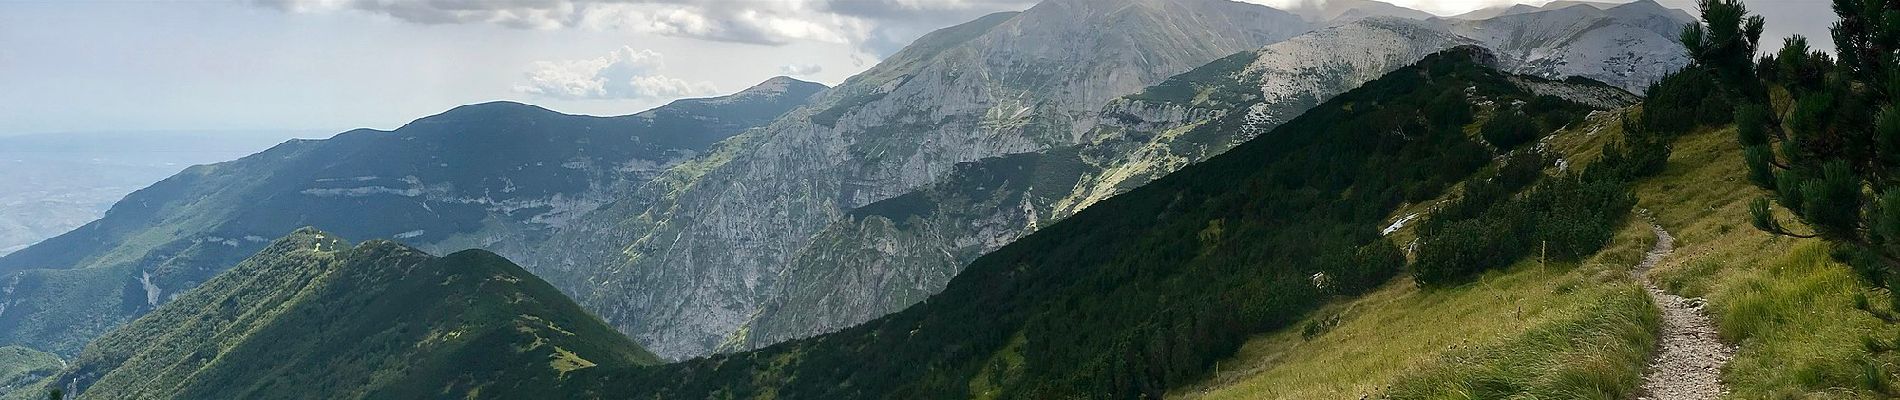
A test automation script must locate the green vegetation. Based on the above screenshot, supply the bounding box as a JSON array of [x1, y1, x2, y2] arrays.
[[1480, 107, 1541, 148], [1638, 68, 1733, 135], [1681, 0, 1900, 294], [1412, 105, 1664, 286], [17, 229, 655, 400], [0, 346, 58, 397]]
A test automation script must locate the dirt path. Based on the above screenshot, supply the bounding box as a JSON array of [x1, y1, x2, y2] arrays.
[[1634, 223, 1733, 400]]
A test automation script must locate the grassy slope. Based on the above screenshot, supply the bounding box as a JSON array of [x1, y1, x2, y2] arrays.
[[1643, 126, 1900, 398], [1174, 111, 1662, 399], [1175, 254, 1656, 399]]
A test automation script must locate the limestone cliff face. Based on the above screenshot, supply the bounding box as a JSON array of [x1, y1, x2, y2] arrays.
[[526, 0, 1315, 359], [1449, 0, 1694, 94], [726, 3, 1693, 352]]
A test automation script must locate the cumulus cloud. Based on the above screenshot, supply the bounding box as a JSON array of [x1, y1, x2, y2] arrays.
[[777, 63, 824, 76], [514, 46, 720, 100], [255, 0, 1034, 53]]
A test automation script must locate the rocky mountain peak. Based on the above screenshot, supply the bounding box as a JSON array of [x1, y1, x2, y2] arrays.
[[693, 76, 827, 106]]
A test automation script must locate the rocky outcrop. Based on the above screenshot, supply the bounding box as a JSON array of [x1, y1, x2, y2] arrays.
[[1449, 0, 1694, 94]]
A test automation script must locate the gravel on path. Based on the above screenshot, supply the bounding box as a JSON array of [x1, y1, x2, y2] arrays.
[[1634, 223, 1733, 400]]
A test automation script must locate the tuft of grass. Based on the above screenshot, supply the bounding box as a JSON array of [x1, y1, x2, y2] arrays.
[[1384, 283, 1658, 400]]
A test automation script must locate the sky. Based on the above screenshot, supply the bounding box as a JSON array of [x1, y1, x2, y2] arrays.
[[0, 0, 1839, 138]]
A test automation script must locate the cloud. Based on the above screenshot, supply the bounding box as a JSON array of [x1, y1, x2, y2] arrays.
[[255, 0, 1033, 53], [514, 46, 720, 100], [1239, 0, 1535, 16], [577, 3, 864, 45], [777, 63, 824, 76]]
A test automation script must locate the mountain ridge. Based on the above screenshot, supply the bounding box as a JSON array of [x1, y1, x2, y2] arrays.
[[14, 228, 656, 400]]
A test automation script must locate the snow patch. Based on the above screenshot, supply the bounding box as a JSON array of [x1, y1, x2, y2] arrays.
[[1381, 213, 1420, 236]]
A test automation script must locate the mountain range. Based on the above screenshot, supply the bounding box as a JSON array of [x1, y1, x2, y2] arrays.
[[0, 77, 823, 356], [0, 0, 1695, 378], [26, 41, 1644, 399], [12, 0, 1854, 397]]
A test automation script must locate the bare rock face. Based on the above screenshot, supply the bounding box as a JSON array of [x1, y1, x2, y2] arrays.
[[526, 0, 1315, 359], [723, 2, 1692, 352], [1449, 0, 1693, 94]]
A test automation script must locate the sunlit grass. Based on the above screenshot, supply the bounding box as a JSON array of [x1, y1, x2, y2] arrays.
[[1172, 225, 1655, 399]]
